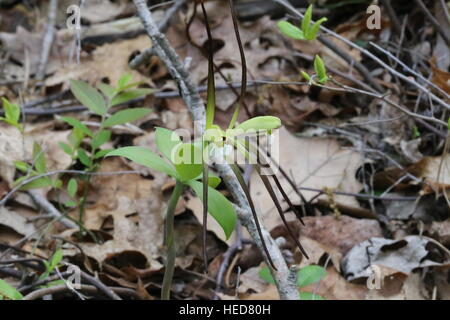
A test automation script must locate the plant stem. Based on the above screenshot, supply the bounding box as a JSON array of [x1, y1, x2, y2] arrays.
[[161, 180, 184, 300]]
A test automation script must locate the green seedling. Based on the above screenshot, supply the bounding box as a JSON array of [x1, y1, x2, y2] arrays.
[[0, 97, 23, 133], [300, 55, 329, 84], [259, 265, 327, 300], [277, 5, 327, 41], [0, 279, 23, 300], [59, 75, 154, 226]]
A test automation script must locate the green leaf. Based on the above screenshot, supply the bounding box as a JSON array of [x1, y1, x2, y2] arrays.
[[94, 149, 113, 159], [299, 292, 325, 300], [19, 176, 53, 190], [306, 17, 327, 40], [301, 71, 312, 82], [14, 161, 28, 173], [236, 116, 281, 131], [65, 200, 77, 207], [277, 20, 305, 40], [58, 142, 73, 156], [97, 83, 116, 99], [0, 279, 23, 300], [297, 265, 327, 288], [60, 116, 93, 137], [301, 5, 313, 34], [70, 80, 107, 116], [92, 130, 111, 149], [106, 146, 177, 178], [110, 89, 156, 107], [194, 172, 221, 188], [67, 178, 78, 198], [103, 108, 151, 128], [118, 73, 133, 89], [32, 142, 46, 174], [314, 55, 328, 83], [259, 267, 275, 284], [50, 248, 63, 268], [2, 98, 20, 124], [173, 143, 203, 182], [187, 180, 237, 239], [207, 175, 221, 188], [155, 127, 182, 161], [77, 149, 92, 167]]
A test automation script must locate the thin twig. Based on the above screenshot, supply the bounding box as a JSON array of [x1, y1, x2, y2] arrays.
[[23, 284, 137, 300], [273, 0, 450, 112], [35, 0, 58, 81], [28, 190, 77, 229], [414, 0, 450, 47], [129, 0, 187, 69]]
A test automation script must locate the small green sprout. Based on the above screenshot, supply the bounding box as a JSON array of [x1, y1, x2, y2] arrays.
[[0, 98, 23, 132], [301, 55, 329, 85], [259, 265, 327, 300], [277, 5, 327, 41], [0, 279, 23, 300]]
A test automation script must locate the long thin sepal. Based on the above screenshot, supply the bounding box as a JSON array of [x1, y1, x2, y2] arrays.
[[200, 3, 216, 130], [255, 165, 309, 259], [229, 164, 277, 270], [202, 160, 209, 272], [227, 0, 247, 129]]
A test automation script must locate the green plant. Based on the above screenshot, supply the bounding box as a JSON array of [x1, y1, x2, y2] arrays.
[[0, 279, 23, 300], [58, 75, 154, 226], [277, 6, 329, 84], [106, 127, 237, 300], [0, 97, 23, 132], [259, 265, 327, 300], [277, 5, 327, 41]]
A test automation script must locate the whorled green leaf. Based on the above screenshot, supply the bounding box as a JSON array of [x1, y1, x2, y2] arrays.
[[0, 279, 23, 300], [110, 89, 156, 107], [103, 108, 151, 128], [155, 127, 182, 161], [173, 143, 203, 182], [236, 116, 281, 131], [70, 80, 107, 116], [106, 146, 177, 178], [187, 180, 236, 239], [277, 20, 305, 40], [297, 265, 327, 288]]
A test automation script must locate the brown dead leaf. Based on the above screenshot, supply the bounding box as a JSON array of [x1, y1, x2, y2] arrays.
[[250, 126, 363, 228], [46, 35, 153, 88]]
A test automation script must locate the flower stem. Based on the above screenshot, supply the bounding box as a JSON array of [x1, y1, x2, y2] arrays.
[[161, 180, 184, 300]]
